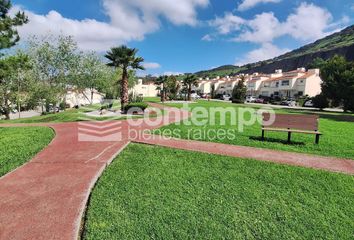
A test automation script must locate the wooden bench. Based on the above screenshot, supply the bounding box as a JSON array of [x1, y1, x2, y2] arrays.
[[261, 113, 322, 144]]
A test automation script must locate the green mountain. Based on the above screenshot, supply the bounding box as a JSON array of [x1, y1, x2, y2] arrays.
[[195, 24, 354, 77]]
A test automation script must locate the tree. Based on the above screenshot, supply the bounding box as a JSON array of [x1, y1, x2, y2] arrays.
[[232, 78, 247, 103], [105, 46, 145, 112], [0, 0, 28, 51], [319, 55, 354, 112], [0, 52, 32, 119], [27, 35, 82, 110], [183, 74, 198, 101], [312, 94, 329, 110], [73, 53, 112, 104], [165, 75, 181, 100], [154, 75, 169, 102]]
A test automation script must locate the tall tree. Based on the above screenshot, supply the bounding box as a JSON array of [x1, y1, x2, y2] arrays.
[[105, 46, 145, 112], [183, 74, 199, 101], [0, 0, 28, 51], [165, 75, 181, 100], [0, 52, 31, 120], [27, 35, 81, 110], [319, 55, 354, 112], [154, 75, 169, 102], [232, 77, 247, 103]]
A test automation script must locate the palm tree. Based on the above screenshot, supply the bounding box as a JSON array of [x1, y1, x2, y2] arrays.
[[105, 46, 145, 112], [154, 75, 168, 102], [183, 74, 199, 101]]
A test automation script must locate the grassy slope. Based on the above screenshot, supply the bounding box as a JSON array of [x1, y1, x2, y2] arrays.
[[156, 100, 354, 159], [84, 143, 354, 239], [0, 127, 54, 177]]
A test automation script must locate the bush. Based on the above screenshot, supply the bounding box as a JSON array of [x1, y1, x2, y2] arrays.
[[312, 94, 329, 110], [232, 80, 247, 103], [129, 93, 144, 103], [124, 102, 148, 113]]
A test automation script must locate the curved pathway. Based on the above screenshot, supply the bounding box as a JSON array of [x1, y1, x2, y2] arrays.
[[0, 104, 353, 240]]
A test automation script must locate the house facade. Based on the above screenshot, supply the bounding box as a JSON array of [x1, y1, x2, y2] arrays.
[[132, 79, 159, 97], [255, 68, 321, 98]]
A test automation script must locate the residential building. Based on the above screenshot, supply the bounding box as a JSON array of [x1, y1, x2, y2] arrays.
[[257, 68, 321, 98], [65, 88, 105, 108], [132, 79, 159, 97]]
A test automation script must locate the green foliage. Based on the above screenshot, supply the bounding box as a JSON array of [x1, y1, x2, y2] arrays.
[[123, 102, 148, 113], [105, 45, 145, 111], [183, 74, 198, 101], [154, 75, 169, 102], [84, 143, 354, 239], [165, 75, 181, 100], [128, 92, 143, 103], [0, 127, 54, 176], [0, 0, 28, 51], [232, 79, 247, 103], [312, 94, 329, 110], [0, 52, 32, 119], [319, 55, 354, 112]]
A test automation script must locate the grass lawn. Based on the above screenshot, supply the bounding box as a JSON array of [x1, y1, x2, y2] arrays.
[[155, 100, 354, 159], [0, 101, 150, 124], [83, 143, 354, 239], [0, 127, 54, 177]]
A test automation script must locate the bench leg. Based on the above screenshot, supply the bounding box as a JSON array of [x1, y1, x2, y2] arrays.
[[287, 132, 291, 143], [315, 134, 320, 144], [261, 130, 265, 140]]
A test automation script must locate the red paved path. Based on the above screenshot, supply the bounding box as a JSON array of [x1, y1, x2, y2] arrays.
[[0, 104, 353, 239]]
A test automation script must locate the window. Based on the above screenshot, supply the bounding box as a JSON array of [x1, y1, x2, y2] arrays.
[[275, 82, 279, 87], [298, 91, 303, 96], [281, 80, 290, 86]]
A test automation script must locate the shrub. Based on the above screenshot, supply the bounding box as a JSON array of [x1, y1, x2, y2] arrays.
[[312, 94, 329, 110], [124, 102, 148, 113], [129, 92, 144, 103], [232, 80, 247, 103]]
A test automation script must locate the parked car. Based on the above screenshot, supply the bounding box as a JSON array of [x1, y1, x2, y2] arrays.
[[191, 93, 201, 99], [304, 100, 314, 107], [281, 99, 296, 107], [255, 97, 270, 104], [221, 94, 231, 101], [246, 96, 257, 103]]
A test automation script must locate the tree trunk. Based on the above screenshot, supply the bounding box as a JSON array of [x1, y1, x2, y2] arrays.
[[4, 97, 10, 120], [160, 84, 164, 102], [121, 68, 129, 112], [188, 84, 192, 101], [91, 89, 94, 105]]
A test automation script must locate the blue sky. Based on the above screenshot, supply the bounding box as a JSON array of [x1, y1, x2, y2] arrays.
[[12, 0, 354, 76]]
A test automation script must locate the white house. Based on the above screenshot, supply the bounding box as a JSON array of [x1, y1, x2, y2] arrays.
[[132, 79, 159, 97], [257, 68, 321, 98], [65, 88, 104, 108]]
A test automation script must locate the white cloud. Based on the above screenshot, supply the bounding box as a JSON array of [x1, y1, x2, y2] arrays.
[[201, 34, 213, 41], [237, 0, 281, 11], [209, 12, 245, 34], [163, 71, 184, 76], [13, 0, 209, 51], [235, 43, 289, 65], [210, 2, 335, 44], [282, 2, 333, 41], [143, 62, 161, 69], [234, 12, 280, 43]]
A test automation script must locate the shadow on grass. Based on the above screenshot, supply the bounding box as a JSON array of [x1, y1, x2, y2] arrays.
[[286, 110, 354, 123], [249, 136, 306, 146]]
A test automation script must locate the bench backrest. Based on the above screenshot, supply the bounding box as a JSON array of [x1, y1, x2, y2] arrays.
[[262, 113, 319, 131]]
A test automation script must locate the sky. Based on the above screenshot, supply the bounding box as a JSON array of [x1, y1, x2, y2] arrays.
[[11, 0, 354, 76]]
